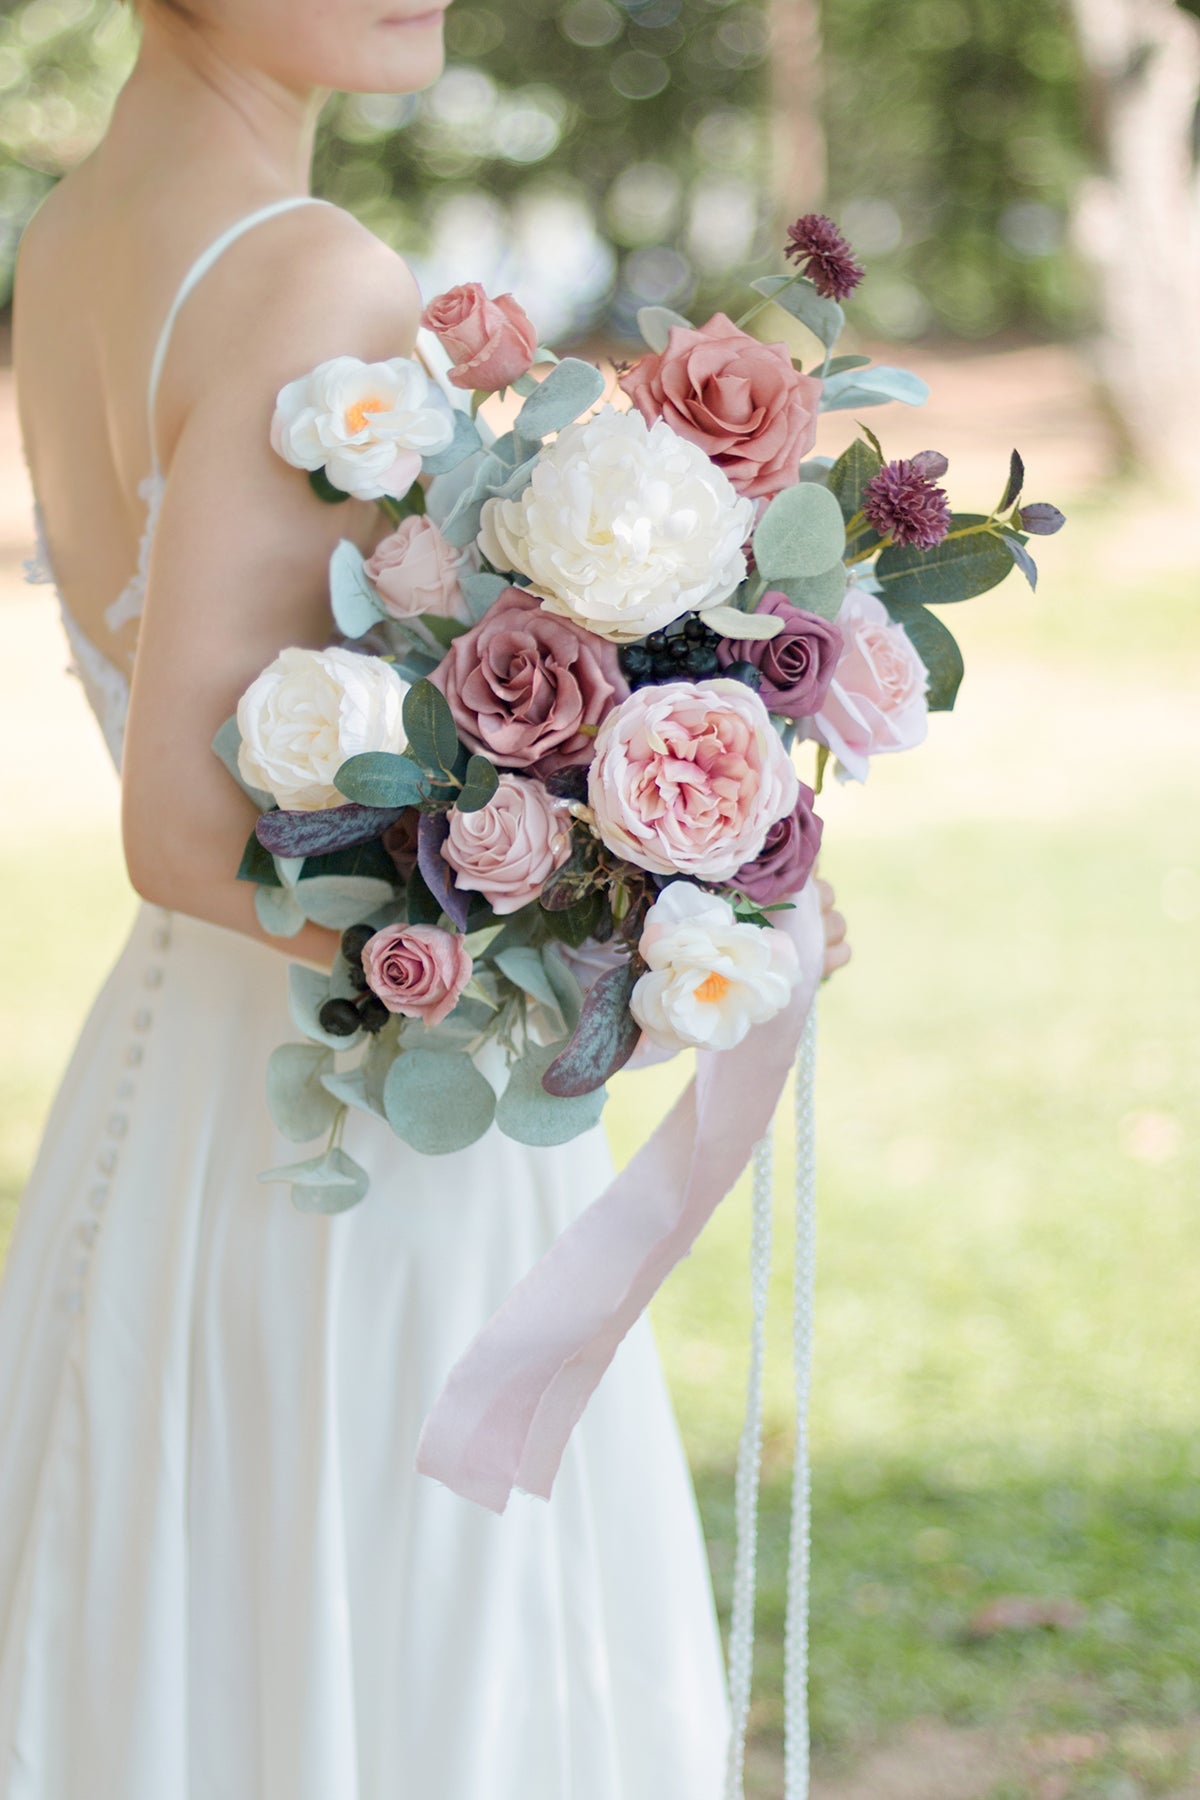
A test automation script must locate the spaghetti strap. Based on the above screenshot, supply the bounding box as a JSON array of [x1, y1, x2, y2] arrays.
[[145, 195, 335, 473]]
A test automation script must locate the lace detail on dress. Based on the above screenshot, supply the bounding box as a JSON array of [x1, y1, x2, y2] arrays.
[[104, 471, 165, 633]]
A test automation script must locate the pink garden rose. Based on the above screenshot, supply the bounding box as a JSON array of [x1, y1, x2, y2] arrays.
[[731, 785, 823, 904], [587, 679, 799, 881], [421, 283, 539, 393], [441, 774, 571, 914], [716, 590, 843, 720], [805, 586, 930, 782], [364, 516, 471, 622], [430, 586, 628, 776], [619, 313, 821, 501], [361, 922, 472, 1027]]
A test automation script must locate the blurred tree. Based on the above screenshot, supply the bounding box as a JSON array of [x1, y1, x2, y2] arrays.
[[1068, 0, 1200, 484]]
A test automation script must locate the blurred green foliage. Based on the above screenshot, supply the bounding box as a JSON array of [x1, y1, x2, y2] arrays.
[[0, 0, 1089, 340]]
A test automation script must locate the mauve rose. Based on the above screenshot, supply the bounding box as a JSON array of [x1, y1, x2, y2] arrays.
[[587, 679, 798, 881], [361, 923, 473, 1027], [364, 516, 471, 622], [716, 591, 843, 720], [421, 283, 538, 393], [619, 313, 822, 500], [429, 587, 628, 776], [804, 586, 930, 782], [381, 808, 421, 880], [731, 785, 823, 904], [441, 774, 571, 915]]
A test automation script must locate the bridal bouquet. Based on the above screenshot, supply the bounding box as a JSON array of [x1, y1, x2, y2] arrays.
[[215, 215, 1063, 1214]]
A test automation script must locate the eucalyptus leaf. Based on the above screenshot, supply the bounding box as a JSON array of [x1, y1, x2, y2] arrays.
[[512, 358, 606, 441], [403, 678, 463, 779], [462, 922, 506, 960], [266, 1043, 341, 1143], [881, 598, 965, 712], [420, 409, 483, 476], [289, 962, 361, 1050], [636, 304, 694, 352], [768, 563, 848, 623], [255, 885, 306, 938], [383, 1048, 496, 1153], [751, 274, 844, 353], [259, 1146, 369, 1215], [257, 802, 405, 859], [819, 365, 930, 412], [334, 751, 431, 809], [703, 604, 786, 640], [541, 960, 640, 1097], [753, 483, 846, 581], [875, 515, 1014, 604], [494, 946, 562, 1012], [329, 539, 386, 641], [496, 1040, 607, 1145], [460, 572, 511, 622], [212, 715, 274, 811], [321, 1067, 386, 1120], [292, 874, 397, 930], [456, 753, 500, 814]]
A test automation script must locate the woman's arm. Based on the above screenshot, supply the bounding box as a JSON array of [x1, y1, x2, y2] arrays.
[[122, 212, 422, 965]]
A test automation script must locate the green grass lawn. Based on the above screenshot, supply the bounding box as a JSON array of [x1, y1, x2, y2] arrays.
[[2, 496, 1198, 1795]]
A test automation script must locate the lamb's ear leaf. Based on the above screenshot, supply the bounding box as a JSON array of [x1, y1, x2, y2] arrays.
[[255, 885, 306, 939], [329, 539, 387, 640], [635, 305, 694, 352], [420, 410, 483, 476], [511, 358, 607, 441]]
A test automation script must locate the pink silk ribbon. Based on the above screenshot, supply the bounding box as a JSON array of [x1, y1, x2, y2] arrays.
[[415, 878, 826, 1513]]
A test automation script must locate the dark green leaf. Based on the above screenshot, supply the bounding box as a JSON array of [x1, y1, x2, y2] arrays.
[[541, 959, 640, 1097], [882, 598, 966, 712], [334, 751, 431, 809], [456, 753, 500, 814], [874, 516, 1015, 605], [403, 678, 461, 778], [422, 614, 470, 650], [539, 890, 604, 948], [299, 838, 398, 885], [828, 437, 884, 524], [238, 829, 281, 887], [404, 864, 442, 927], [307, 466, 351, 505]]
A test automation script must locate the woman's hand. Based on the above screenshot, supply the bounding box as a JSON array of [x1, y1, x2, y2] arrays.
[[818, 875, 850, 980]]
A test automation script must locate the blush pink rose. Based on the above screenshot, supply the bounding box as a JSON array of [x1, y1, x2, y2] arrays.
[[421, 283, 539, 393], [587, 679, 799, 881], [429, 586, 628, 776], [805, 586, 930, 782], [441, 774, 571, 915], [364, 516, 471, 622], [361, 922, 472, 1027], [730, 785, 823, 904], [619, 313, 821, 501], [716, 590, 843, 720]]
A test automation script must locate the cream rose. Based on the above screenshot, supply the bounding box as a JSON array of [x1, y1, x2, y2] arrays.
[[270, 355, 454, 502], [477, 404, 755, 643], [630, 882, 799, 1053], [236, 645, 409, 811]]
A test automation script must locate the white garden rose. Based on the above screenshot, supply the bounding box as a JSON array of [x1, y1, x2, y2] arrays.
[[630, 881, 799, 1053], [477, 404, 756, 643], [270, 356, 455, 502], [236, 645, 409, 811]]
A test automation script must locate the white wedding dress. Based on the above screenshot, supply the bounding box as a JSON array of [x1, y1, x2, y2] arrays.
[[0, 198, 730, 1799]]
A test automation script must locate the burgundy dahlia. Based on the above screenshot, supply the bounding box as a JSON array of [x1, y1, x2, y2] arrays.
[[862, 457, 952, 550], [783, 214, 865, 302]]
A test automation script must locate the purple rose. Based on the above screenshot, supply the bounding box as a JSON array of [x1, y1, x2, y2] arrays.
[[430, 587, 629, 775], [730, 785, 823, 904], [716, 591, 843, 720]]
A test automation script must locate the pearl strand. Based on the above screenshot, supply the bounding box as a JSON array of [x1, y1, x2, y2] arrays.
[[723, 1128, 775, 1800], [784, 1001, 819, 1798]]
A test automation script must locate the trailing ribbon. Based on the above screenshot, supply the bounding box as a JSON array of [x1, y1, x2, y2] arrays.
[[415, 877, 826, 1514]]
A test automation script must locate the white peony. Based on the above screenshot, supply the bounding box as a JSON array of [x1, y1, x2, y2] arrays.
[[630, 881, 799, 1053], [270, 356, 455, 502], [237, 645, 409, 811], [477, 404, 756, 643]]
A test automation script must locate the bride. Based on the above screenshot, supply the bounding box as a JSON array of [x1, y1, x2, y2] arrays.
[[1, 2, 850, 1793]]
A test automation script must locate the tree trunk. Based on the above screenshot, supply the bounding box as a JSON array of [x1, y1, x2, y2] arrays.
[[768, 0, 826, 226], [1069, 0, 1200, 489]]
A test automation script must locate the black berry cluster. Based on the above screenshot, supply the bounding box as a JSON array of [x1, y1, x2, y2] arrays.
[[618, 615, 723, 688], [318, 922, 390, 1037]]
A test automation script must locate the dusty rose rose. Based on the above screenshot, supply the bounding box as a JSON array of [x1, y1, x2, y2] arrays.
[[421, 283, 538, 393], [429, 586, 628, 776], [731, 785, 823, 904], [619, 313, 821, 500], [441, 774, 571, 915], [716, 591, 843, 720], [361, 922, 472, 1027], [804, 586, 929, 782], [587, 679, 798, 881], [364, 516, 471, 622], [381, 809, 421, 880]]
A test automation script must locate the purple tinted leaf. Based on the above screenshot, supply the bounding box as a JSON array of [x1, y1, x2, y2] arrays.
[[416, 811, 470, 932], [911, 449, 949, 480], [541, 959, 642, 1097], [999, 531, 1038, 592], [257, 803, 406, 857], [1019, 502, 1066, 537], [999, 448, 1025, 513]]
